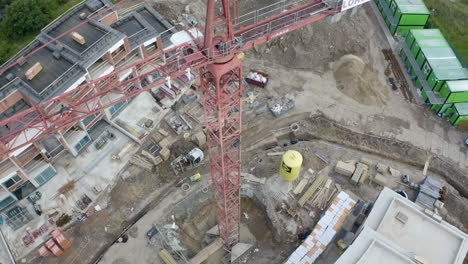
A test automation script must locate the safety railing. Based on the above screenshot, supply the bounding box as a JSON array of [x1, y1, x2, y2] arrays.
[[234, 0, 309, 28], [239, 2, 328, 45]]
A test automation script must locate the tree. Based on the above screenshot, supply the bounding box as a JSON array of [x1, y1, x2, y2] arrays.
[[1, 0, 50, 39]]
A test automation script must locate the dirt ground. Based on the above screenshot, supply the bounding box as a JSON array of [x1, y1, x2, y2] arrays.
[[20, 0, 468, 263]]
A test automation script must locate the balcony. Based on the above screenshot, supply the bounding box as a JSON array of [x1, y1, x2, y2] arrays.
[[64, 128, 91, 153], [89, 60, 114, 80], [15, 145, 41, 166], [39, 136, 65, 160], [0, 160, 18, 180]]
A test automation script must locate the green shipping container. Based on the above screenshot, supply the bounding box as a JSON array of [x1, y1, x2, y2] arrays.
[[449, 103, 468, 125], [439, 80, 468, 103], [393, 0, 430, 26], [390, 25, 424, 37], [427, 67, 468, 91], [412, 39, 450, 61], [431, 103, 453, 115], [406, 29, 443, 47]]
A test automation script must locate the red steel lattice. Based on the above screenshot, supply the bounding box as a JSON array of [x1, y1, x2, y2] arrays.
[[0, 0, 343, 248]]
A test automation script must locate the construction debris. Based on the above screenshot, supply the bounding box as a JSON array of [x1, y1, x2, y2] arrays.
[[350, 163, 368, 184], [188, 238, 223, 264], [241, 173, 266, 184], [372, 173, 387, 187], [159, 249, 178, 264], [293, 179, 309, 195], [246, 70, 269, 88], [160, 147, 170, 161], [360, 157, 373, 167], [129, 154, 153, 171], [192, 131, 206, 148], [310, 179, 335, 210], [335, 161, 356, 177], [376, 163, 388, 174], [231, 243, 254, 264], [166, 114, 190, 134], [112, 142, 133, 161], [358, 168, 369, 184], [388, 167, 401, 178], [415, 176, 444, 210], [268, 96, 295, 117], [267, 151, 285, 156], [158, 138, 171, 149], [298, 174, 327, 207]]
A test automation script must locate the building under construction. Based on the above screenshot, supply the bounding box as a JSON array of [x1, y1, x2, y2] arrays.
[[0, 0, 184, 243]]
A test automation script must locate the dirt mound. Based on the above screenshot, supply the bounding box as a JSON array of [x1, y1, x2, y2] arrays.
[[333, 54, 388, 106], [249, 8, 370, 70]]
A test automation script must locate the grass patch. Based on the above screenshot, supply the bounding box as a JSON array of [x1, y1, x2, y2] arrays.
[[0, 0, 85, 65], [423, 0, 468, 64]]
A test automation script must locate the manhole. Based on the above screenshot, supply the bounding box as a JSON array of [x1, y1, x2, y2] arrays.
[[290, 123, 300, 132]]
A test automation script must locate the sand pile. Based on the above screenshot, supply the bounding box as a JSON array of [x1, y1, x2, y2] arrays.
[[333, 55, 388, 106]]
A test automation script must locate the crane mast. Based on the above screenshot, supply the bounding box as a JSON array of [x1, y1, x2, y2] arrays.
[[201, 0, 243, 247]]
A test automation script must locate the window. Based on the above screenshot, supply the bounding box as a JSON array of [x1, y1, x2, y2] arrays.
[[2, 175, 22, 189], [83, 113, 100, 127], [75, 136, 90, 152], [0, 196, 15, 211], [109, 101, 126, 116], [423, 62, 431, 75], [34, 167, 57, 186]]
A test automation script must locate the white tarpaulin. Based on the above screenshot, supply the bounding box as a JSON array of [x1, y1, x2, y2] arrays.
[[341, 0, 370, 11]]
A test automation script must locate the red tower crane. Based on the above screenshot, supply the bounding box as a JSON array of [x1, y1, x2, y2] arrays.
[[0, 0, 350, 247]]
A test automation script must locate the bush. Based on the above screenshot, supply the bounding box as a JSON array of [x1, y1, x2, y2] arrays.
[[1, 0, 50, 39]]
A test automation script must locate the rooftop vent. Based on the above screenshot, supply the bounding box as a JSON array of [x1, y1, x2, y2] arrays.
[[53, 51, 61, 60], [17, 56, 26, 66], [71, 32, 86, 45], [56, 43, 64, 51], [6, 73, 15, 81], [395, 212, 408, 224], [25, 62, 43, 80], [79, 12, 87, 20]]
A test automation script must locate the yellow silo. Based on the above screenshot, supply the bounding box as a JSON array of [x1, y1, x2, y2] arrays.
[[280, 150, 303, 181]]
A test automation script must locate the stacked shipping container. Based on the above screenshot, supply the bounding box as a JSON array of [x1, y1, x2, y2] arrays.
[[402, 29, 468, 124], [373, 0, 468, 126], [376, 0, 429, 36]]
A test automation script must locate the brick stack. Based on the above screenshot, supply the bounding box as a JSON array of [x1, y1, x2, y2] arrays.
[[286, 192, 356, 264], [38, 229, 72, 257]]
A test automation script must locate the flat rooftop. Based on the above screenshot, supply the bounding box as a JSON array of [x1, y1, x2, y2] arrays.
[[338, 187, 468, 264], [46, 2, 107, 54], [0, 43, 74, 94], [137, 8, 169, 33], [112, 16, 145, 36]]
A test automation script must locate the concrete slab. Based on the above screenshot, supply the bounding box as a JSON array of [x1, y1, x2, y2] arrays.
[[206, 225, 219, 236], [231, 243, 253, 263], [363, 188, 467, 264]]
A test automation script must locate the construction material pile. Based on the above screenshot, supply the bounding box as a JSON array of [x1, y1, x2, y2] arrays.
[[246, 70, 269, 88], [415, 176, 444, 210], [286, 192, 356, 264], [247, 71, 268, 84], [334, 158, 370, 185], [268, 96, 295, 117]]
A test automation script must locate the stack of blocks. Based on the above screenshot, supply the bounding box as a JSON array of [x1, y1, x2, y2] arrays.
[[285, 192, 356, 264]]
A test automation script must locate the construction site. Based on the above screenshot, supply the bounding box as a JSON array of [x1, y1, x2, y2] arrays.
[[0, 0, 467, 263]]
